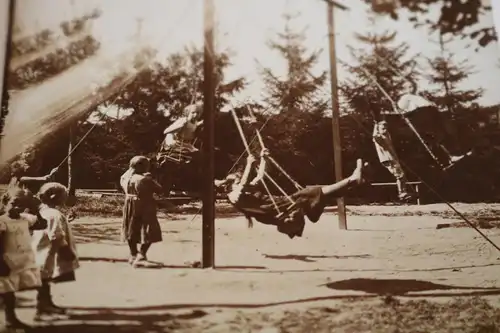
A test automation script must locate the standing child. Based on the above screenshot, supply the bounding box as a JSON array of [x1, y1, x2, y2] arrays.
[[1, 157, 58, 216], [0, 188, 47, 330], [121, 156, 163, 267], [372, 117, 414, 202], [32, 182, 79, 321]]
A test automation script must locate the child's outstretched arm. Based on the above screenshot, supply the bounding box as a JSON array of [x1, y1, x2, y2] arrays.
[[19, 167, 58, 184], [249, 149, 269, 186], [239, 154, 256, 187], [163, 118, 188, 135]]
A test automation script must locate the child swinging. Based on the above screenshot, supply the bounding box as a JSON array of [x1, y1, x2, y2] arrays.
[[215, 150, 368, 238]]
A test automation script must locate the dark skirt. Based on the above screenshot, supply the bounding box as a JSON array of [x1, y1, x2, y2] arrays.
[[122, 196, 162, 244], [233, 185, 326, 239]]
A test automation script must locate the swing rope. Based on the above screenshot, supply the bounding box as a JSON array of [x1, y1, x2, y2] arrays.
[[253, 128, 296, 205], [333, 54, 500, 254], [246, 106, 304, 191], [229, 106, 281, 215], [230, 105, 296, 205], [49, 3, 194, 172], [55, 73, 138, 170], [356, 65, 446, 169]]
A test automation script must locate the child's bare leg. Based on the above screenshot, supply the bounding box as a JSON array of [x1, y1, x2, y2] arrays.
[[321, 159, 367, 196]]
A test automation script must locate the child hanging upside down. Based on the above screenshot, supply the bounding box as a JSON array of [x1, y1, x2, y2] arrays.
[[372, 113, 414, 202], [396, 82, 472, 168], [215, 151, 368, 239]]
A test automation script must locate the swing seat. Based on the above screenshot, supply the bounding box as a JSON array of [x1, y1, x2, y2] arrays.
[[156, 144, 198, 165], [442, 151, 473, 171]]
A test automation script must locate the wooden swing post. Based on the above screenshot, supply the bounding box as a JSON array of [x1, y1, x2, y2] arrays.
[[201, 0, 215, 268], [326, 0, 348, 229]]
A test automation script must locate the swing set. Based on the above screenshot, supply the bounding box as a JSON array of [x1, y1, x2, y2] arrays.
[[354, 56, 471, 171], [228, 105, 304, 220]]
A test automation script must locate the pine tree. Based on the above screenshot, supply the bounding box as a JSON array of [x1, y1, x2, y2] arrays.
[[254, 12, 333, 187], [340, 26, 422, 180], [424, 33, 483, 151], [341, 27, 419, 119], [258, 12, 328, 114], [424, 34, 482, 113]]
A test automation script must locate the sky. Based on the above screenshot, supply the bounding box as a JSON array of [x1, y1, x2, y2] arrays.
[[10, 0, 500, 110]]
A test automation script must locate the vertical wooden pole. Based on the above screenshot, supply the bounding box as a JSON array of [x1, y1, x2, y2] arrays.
[[202, 0, 215, 268], [327, 1, 347, 229], [0, 0, 15, 136]]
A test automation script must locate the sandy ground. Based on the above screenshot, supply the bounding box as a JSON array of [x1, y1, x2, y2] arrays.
[[4, 204, 500, 332]]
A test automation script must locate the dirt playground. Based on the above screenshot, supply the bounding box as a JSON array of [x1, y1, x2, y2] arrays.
[[5, 203, 500, 332]]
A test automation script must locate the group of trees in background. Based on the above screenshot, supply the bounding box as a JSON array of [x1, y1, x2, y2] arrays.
[[2, 1, 500, 203]]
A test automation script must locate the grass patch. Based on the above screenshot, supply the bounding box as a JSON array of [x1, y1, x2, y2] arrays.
[[64, 195, 241, 218]]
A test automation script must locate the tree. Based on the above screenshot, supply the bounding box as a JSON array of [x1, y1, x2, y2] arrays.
[[341, 30, 419, 118], [423, 33, 483, 152], [76, 46, 246, 191], [255, 12, 333, 187], [340, 29, 431, 185], [258, 12, 328, 114], [424, 34, 483, 113], [367, 0, 496, 48]]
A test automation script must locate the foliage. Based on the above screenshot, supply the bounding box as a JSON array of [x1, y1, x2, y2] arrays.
[[254, 12, 334, 189], [423, 36, 483, 112], [258, 13, 328, 114], [422, 34, 484, 152], [9, 36, 101, 90], [367, 0, 497, 48], [76, 46, 246, 190], [341, 30, 420, 118], [340, 28, 450, 188]]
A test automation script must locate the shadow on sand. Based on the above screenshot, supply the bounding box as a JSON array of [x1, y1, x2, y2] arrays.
[[31, 309, 208, 333], [26, 278, 500, 332], [324, 278, 500, 297]]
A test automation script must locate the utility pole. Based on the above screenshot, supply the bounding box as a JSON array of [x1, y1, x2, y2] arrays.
[[202, 0, 216, 268], [326, 0, 348, 229]]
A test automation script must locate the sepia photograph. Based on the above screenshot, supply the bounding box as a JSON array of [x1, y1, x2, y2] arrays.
[[0, 0, 500, 331]]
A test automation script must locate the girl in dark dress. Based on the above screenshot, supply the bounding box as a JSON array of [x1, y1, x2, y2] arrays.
[[215, 151, 368, 238], [120, 156, 163, 267]]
